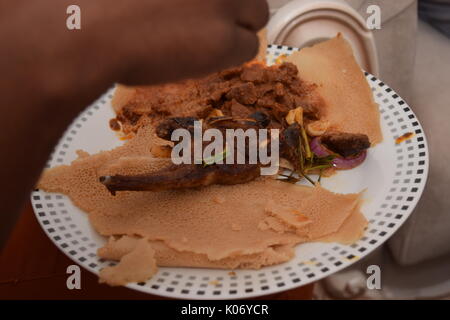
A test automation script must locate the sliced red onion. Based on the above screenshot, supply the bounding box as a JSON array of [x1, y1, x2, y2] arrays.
[[310, 137, 367, 170], [332, 151, 367, 169], [310, 137, 332, 157]]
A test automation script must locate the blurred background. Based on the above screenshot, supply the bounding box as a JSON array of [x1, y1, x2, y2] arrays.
[[266, 0, 450, 300]]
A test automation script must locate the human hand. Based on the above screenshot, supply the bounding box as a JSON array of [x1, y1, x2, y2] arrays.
[[0, 0, 269, 244]]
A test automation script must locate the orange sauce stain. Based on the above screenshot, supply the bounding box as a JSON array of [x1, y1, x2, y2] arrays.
[[395, 132, 415, 144], [119, 133, 134, 141]]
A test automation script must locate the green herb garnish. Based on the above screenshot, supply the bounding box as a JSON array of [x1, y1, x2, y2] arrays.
[[278, 125, 336, 186]]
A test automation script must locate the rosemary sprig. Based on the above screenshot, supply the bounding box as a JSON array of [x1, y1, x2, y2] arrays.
[[301, 172, 316, 185], [306, 164, 333, 172], [279, 125, 336, 186], [293, 124, 315, 185], [278, 173, 302, 184], [278, 171, 316, 185]]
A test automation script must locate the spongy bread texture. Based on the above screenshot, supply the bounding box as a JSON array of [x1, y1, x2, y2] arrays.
[[38, 122, 367, 286], [286, 34, 383, 144]]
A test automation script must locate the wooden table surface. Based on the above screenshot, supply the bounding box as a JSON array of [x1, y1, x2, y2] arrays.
[[0, 203, 314, 300]]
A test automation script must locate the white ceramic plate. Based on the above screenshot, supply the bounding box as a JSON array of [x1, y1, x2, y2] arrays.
[[31, 45, 429, 299]]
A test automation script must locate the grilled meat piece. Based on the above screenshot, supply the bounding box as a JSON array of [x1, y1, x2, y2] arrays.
[[101, 113, 276, 194], [112, 62, 323, 134], [156, 111, 270, 142], [100, 116, 371, 194], [280, 123, 301, 169], [100, 163, 260, 194], [226, 82, 258, 105], [155, 117, 197, 141], [321, 132, 370, 157]]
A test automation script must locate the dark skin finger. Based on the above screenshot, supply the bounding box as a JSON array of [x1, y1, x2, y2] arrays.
[[233, 0, 270, 31]]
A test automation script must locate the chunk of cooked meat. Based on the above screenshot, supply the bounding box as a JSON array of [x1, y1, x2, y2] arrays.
[[321, 132, 371, 157], [111, 62, 324, 134], [100, 164, 261, 194], [102, 117, 371, 194], [155, 111, 270, 142], [229, 99, 252, 118], [225, 82, 257, 105], [100, 113, 288, 194], [155, 117, 197, 141], [280, 123, 301, 170]]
